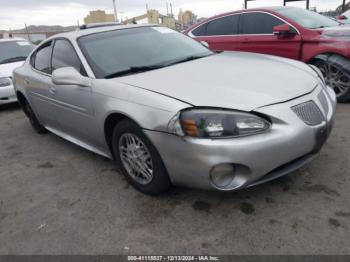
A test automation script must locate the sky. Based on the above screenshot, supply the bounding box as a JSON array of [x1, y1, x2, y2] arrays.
[[0, 0, 345, 30]]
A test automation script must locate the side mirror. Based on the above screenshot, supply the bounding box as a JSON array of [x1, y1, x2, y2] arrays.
[[52, 67, 91, 87], [200, 41, 210, 48], [273, 24, 294, 36]]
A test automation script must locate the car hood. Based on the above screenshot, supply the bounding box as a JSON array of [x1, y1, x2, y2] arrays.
[[117, 52, 319, 111], [0, 61, 24, 78], [319, 25, 350, 37]]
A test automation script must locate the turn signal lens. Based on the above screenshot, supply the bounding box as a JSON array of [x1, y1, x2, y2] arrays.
[[182, 119, 199, 137]]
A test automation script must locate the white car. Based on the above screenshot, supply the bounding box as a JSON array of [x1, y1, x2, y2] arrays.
[[338, 10, 350, 24], [0, 38, 35, 105]]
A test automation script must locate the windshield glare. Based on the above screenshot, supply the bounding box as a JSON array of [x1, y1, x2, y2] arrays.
[[78, 27, 213, 78], [0, 41, 35, 64], [277, 7, 340, 29]]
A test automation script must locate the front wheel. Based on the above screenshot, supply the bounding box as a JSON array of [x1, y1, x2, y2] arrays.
[[311, 55, 350, 102], [112, 119, 171, 195]]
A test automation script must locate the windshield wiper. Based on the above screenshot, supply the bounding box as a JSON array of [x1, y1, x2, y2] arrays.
[[104, 64, 166, 78], [0, 56, 27, 64], [104, 54, 212, 79], [167, 54, 211, 66]]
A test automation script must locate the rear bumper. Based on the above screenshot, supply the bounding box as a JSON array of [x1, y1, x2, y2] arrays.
[[145, 86, 336, 191], [0, 84, 17, 105]]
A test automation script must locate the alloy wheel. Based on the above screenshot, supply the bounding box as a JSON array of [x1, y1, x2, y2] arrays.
[[118, 133, 154, 185], [318, 62, 350, 97]]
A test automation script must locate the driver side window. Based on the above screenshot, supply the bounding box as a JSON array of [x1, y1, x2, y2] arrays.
[[51, 39, 87, 76]]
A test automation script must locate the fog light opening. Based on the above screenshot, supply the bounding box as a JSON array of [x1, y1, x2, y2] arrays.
[[210, 164, 235, 188]]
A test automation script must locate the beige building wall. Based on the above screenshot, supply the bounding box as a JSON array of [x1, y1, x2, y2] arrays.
[[147, 10, 160, 24], [84, 10, 115, 24], [179, 10, 195, 28], [161, 16, 176, 30]]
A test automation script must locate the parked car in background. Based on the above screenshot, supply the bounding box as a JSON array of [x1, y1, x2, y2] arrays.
[[185, 6, 350, 102], [0, 38, 35, 105], [337, 10, 350, 24], [14, 25, 335, 195]]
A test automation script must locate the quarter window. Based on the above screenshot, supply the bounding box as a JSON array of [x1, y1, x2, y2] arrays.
[[206, 15, 240, 36], [241, 13, 284, 34], [52, 39, 86, 76], [192, 24, 207, 36], [32, 41, 53, 74]]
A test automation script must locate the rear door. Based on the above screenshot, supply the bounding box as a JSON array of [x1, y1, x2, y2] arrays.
[[189, 14, 245, 52], [238, 12, 301, 60], [26, 41, 58, 128], [49, 38, 96, 145]]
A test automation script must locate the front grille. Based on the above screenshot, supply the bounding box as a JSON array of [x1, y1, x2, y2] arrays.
[[292, 101, 325, 126], [318, 90, 329, 115]]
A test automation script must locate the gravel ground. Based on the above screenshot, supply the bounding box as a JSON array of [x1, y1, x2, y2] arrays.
[[0, 103, 349, 255]]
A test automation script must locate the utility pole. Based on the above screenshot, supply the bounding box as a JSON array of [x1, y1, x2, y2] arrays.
[[112, 0, 118, 22], [343, 0, 346, 12], [24, 23, 31, 42]]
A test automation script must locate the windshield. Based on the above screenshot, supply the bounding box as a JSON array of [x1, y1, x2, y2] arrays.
[[78, 27, 213, 78], [0, 40, 35, 64], [276, 7, 340, 29]]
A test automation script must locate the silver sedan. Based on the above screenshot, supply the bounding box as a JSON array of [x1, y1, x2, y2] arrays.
[[13, 24, 336, 195]]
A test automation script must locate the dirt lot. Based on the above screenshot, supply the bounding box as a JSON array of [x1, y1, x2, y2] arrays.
[[0, 103, 349, 255]]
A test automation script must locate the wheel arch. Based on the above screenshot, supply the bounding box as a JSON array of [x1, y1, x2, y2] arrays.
[[104, 112, 142, 158], [16, 91, 29, 116], [308, 52, 348, 65]]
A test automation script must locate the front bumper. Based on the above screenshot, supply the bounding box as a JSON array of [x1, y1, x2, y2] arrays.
[[145, 85, 336, 191], [0, 84, 17, 105]]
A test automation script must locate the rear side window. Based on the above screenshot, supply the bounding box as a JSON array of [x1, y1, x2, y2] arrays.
[[52, 39, 86, 76], [241, 13, 284, 34], [32, 41, 53, 74], [206, 15, 240, 35], [191, 24, 207, 36]]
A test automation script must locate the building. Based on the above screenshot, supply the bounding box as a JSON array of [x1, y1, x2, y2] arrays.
[[0, 25, 76, 43], [178, 10, 197, 29], [0, 31, 9, 39], [84, 10, 116, 24], [124, 9, 187, 31]]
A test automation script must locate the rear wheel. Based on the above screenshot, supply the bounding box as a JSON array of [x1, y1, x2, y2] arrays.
[[311, 55, 350, 102], [23, 100, 48, 134], [112, 119, 171, 195]]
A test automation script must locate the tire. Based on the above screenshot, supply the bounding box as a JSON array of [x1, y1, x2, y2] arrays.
[[23, 100, 48, 134], [310, 55, 350, 103], [112, 119, 172, 195]]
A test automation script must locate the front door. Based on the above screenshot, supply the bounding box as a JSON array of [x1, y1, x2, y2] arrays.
[[238, 12, 302, 60], [49, 39, 97, 145]]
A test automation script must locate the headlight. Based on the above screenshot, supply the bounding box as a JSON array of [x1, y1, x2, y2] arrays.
[[0, 77, 11, 87], [168, 109, 271, 138], [309, 65, 326, 86]]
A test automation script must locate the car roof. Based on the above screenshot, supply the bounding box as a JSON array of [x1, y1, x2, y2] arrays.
[[213, 6, 301, 18], [47, 24, 157, 42]]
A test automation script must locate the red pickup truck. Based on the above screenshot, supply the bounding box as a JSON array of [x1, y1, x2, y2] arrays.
[[185, 6, 350, 102]]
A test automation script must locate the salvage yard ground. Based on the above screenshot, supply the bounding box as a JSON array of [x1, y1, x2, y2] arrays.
[[0, 103, 349, 254]]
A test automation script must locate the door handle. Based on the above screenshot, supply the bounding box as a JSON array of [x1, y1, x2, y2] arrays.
[[49, 87, 56, 95]]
